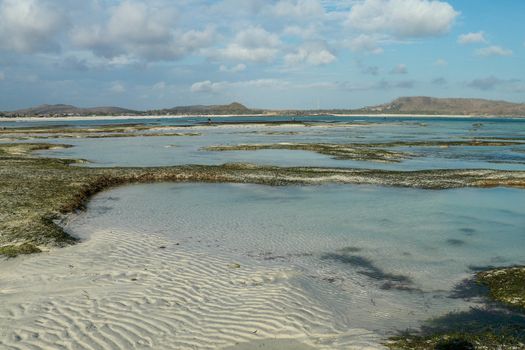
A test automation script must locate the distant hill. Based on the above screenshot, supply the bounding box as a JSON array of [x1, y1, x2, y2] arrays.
[[5, 104, 138, 116], [155, 102, 260, 115], [2, 98, 525, 118], [2, 102, 260, 117], [361, 97, 525, 116]]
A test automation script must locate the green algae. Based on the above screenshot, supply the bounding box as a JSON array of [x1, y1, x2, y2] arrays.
[[478, 267, 525, 310], [387, 331, 524, 350], [204, 139, 525, 164], [386, 307, 525, 349], [0, 132, 201, 141], [84, 132, 201, 138], [362, 140, 524, 148], [0, 124, 202, 141], [204, 143, 409, 162], [0, 243, 41, 258], [239, 130, 303, 136], [386, 268, 525, 349], [0, 124, 161, 134]]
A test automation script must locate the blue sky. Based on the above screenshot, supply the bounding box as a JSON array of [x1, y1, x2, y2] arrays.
[[0, 0, 524, 110]]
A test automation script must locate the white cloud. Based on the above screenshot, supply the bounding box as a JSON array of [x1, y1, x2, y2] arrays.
[[347, 34, 384, 54], [108, 55, 141, 67], [457, 31, 487, 45], [218, 45, 279, 62], [271, 0, 325, 18], [71, 1, 215, 61], [190, 76, 420, 96], [434, 58, 447, 66], [219, 64, 247, 73], [347, 0, 459, 38], [282, 25, 319, 40], [476, 45, 513, 57], [233, 26, 281, 50], [191, 80, 220, 93], [110, 81, 126, 94], [178, 28, 216, 52], [390, 63, 407, 74], [0, 0, 66, 53], [153, 81, 167, 91], [216, 26, 281, 62], [0, 71, 4, 80], [191, 79, 288, 93], [284, 43, 336, 66]]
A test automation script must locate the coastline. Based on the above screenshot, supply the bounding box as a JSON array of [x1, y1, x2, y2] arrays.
[[2, 113, 525, 123]]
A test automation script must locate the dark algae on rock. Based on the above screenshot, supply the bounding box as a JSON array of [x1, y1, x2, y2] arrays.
[[477, 267, 525, 310], [386, 267, 525, 349]]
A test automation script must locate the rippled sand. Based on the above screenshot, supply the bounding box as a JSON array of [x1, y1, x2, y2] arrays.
[[0, 229, 384, 349]]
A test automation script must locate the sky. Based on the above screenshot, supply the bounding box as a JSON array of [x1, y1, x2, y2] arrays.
[[0, 0, 524, 110]]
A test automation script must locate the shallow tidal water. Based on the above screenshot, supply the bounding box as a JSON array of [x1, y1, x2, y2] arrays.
[[66, 183, 525, 337], [21, 117, 525, 170]]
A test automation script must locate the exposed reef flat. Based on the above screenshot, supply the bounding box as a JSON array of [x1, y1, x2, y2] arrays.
[[0, 132, 201, 141], [0, 124, 170, 134], [204, 140, 524, 163], [0, 124, 202, 140], [204, 143, 410, 162], [0, 121, 361, 141], [359, 140, 525, 148], [1, 142, 525, 256]]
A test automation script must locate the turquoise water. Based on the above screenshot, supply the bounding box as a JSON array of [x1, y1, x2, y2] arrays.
[[26, 118, 525, 170], [67, 183, 525, 334], [2, 115, 524, 128]]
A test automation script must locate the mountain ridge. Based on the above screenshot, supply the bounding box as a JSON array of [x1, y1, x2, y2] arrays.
[[362, 96, 525, 116], [5, 104, 139, 116], [2, 97, 525, 117]]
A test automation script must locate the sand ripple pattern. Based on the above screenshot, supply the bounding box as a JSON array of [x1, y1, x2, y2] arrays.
[[0, 230, 384, 349]]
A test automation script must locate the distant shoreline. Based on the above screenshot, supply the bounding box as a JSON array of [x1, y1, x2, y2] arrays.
[[1, 113, 524, 122]]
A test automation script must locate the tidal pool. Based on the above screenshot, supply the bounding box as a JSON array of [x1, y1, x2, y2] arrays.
[[65, 183, 525, 337]]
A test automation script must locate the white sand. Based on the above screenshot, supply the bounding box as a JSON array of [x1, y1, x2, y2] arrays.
[[0, 229, 385, 349]]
